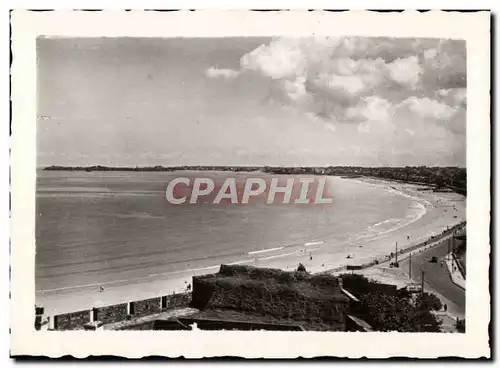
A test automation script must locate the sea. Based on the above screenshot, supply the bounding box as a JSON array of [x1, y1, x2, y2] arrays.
[[35, 170, 423, 293]]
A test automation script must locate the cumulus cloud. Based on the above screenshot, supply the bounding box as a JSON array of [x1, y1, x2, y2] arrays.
[[205, 67, 240, 79], [282, 77, 308, 102], [436, 88, 467, 107], [396, 96, 456, 120], [207, 36, 466, 143], [346, 96, 393, 122], [241, 39, 308, 80], [238, 37, 464, 126], [386, 56, 422, 89], [422, 40, 467, 89], [358, 122, 372, 133]]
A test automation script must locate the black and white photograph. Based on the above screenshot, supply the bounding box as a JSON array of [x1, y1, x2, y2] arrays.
[[10, 10, 490, 358]]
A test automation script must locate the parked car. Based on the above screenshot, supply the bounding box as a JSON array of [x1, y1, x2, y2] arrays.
[[407, 283, 422, 293], [84, 321, 104, 331], [430, 256, 438, 263]]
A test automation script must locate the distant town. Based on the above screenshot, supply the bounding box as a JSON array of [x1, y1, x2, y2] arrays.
[[37, 164, 467, 332], [43, 165, 466, 195]]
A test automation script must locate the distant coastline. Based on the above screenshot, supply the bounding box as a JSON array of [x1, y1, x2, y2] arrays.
[[42, 165, 466, 195]]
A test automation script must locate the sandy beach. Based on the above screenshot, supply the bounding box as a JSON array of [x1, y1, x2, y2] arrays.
[[37, 177, 466, 316]]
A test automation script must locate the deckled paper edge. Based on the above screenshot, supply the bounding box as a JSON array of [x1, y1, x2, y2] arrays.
[[10, 9, 491, 358]]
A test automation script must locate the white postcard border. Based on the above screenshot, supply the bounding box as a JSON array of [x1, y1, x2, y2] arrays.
[[10, 10, 491, 358]]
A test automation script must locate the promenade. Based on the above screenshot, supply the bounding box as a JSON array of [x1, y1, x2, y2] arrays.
[[353, 231, 466, 319], [401, 240, 466, 318], [445, 253, 466, 290]]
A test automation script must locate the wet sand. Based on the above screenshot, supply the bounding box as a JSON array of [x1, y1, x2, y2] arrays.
[[37, 177, 466, 316]]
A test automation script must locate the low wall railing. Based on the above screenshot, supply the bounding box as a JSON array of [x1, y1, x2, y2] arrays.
[[40, 292, 192, 331]]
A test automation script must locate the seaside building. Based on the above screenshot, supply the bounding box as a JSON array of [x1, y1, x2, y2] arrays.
[[190, 264, 351, 331], [37, 263, 446, 332]]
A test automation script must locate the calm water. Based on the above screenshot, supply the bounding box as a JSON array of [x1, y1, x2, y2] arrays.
[[36, 170, 418, 292]]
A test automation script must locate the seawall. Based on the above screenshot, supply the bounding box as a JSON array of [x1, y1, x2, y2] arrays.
[[43, 292, 191, 331]]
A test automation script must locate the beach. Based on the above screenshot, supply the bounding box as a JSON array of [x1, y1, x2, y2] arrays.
[[36, 176, 466, 316]]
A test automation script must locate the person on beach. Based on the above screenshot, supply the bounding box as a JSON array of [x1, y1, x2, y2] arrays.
[[99, 286, 104, 292]]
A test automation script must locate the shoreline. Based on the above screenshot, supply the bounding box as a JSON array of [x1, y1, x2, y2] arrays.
[[36, 176, 466, 316], [39, 167, 466, 197]]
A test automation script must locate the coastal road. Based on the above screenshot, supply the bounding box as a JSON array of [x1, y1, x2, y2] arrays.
[[400, 238, 465, 317]]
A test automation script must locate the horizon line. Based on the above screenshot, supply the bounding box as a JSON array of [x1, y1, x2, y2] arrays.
[[38, 164, 467, 169]]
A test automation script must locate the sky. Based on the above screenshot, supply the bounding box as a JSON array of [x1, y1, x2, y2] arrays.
[[37, 36, 466, 167]]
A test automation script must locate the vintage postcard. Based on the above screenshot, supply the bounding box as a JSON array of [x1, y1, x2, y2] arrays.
[[10, 10, 490, 358]]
